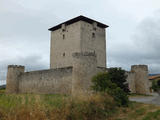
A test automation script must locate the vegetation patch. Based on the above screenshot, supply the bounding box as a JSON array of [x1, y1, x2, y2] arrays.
[[0, 92, 118, 120], [91, 69, 129, 107]]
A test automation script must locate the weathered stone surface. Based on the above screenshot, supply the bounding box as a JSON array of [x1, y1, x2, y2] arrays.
[[6, 65, 25, 93], [50, 20, 106, 69], [127, 65, 150, 95], [18, 67, 72, 94], [72, 52, 97, 95], [126, 71, 136, 93], [131, 65, 150, 94]]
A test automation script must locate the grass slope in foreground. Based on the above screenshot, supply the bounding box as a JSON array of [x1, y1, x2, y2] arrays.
[[0, 90, 160, 120]]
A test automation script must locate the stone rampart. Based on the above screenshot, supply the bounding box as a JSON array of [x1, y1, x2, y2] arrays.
[[18, 67, 72, 94]]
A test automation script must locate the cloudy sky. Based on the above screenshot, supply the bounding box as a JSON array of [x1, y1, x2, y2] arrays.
[[0, 0, 160, 80]]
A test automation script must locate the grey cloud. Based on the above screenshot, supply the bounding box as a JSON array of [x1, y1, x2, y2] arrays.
[[108, 11, 160, 73], [0, 55, 49, 80]]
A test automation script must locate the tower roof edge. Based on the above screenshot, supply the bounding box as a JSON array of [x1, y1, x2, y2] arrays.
[[48, 15, 109, 31]]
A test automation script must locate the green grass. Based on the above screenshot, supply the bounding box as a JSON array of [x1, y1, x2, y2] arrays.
[[0, 93, 67, 111], [110, 102, 160, 120], [143, 110, 160, 120]]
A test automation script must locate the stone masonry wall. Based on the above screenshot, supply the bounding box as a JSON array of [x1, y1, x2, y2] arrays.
[[18, 67, 72, 94], [50, 22, 81, 69], [72, 52, 97, 95], [50, 21, 106, 69], [6, 65, 25, 93], [126, 71, 136, 93], [131, 65, 150, 94], [6, 52, 107, 95]]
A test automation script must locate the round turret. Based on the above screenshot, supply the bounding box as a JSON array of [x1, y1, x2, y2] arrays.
[[6, 65, 25, 93], [131, 65, 149, 94]]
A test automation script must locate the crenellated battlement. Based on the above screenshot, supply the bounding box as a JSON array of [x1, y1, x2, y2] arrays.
[[131, 65, 148, 72]]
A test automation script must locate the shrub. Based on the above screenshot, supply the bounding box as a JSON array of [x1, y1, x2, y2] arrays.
[[107, 87, 129, 107], [91, 72, 112, 92], [108, 68, 130, 93], [152, 80, 160, 92], [91, 72, 129, 107]]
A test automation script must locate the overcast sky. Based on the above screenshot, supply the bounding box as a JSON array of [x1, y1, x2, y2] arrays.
[[0, 0, 160, 80]]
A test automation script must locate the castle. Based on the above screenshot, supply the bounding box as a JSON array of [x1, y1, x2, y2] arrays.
[[6, 16, 150, 95]]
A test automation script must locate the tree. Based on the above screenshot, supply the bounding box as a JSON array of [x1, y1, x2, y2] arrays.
[[108, 68, 130, 93], [91, 72, 129, 106], [152, 79, 160, 94]]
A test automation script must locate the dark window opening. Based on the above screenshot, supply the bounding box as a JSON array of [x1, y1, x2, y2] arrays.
[[63, 53, 65, 57], [63, 34, 65, 39], [92, 33, 95, 38]]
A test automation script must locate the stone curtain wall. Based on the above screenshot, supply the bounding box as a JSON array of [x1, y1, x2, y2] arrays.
[[6, 66, 72, 94], [19, 67, 72, 94]]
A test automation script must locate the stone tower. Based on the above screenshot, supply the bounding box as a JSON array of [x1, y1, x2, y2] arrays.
[[6, 65, 25, 93], [72, 52, 97, 95], [131, 65, 150, 94], [49, 16, 108, 69]]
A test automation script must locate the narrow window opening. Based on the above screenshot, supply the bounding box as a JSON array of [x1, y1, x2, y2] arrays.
[[63, 53, 65, 57], [63, 34, 65, 39], [92, 33, 95, 38]]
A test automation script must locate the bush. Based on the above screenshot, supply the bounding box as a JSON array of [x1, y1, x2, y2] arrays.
[[107, 87, 129, 107], [152, 80, 160, 92], [91, 72, 113, 92], [91, 72, 129, 107], [108, 68, 130, 93]]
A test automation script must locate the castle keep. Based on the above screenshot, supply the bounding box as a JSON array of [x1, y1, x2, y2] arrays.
[[49, 16, 107, 68], [6, 16, 108, 94], [6, 16, 150, 95]]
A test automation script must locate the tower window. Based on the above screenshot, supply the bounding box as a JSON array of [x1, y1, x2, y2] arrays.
[[63, 53, 65, 57], [92, 33, 95, 38], [63, 34, 65, 39]]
